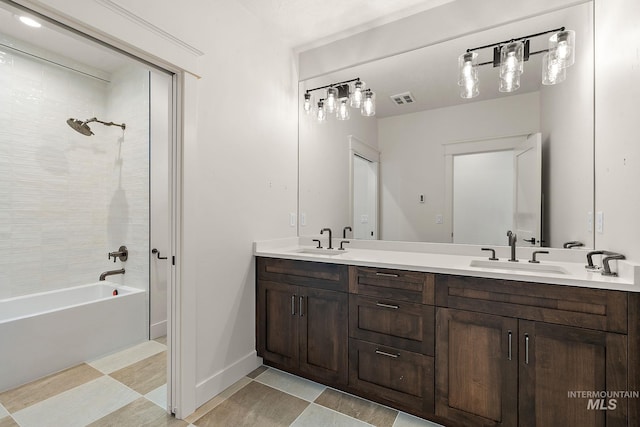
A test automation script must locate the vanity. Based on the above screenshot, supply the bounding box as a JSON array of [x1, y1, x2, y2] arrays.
[[255, 239, 640, 427]]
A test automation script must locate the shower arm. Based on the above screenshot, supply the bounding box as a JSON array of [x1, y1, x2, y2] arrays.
[[85, 117, 126, 130]]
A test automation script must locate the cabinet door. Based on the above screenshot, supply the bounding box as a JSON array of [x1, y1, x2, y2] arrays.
[[257, 280, 298, 369], [299, 287, 348, 384], [519, 320, 628, 427], [436, 308, 518, 427]]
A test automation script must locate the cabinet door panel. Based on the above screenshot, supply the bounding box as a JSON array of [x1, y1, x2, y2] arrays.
[[257, 280, 298, 369], [436, 308, 518, 427], [299, 287, 348, 384], [519, 320, 628, 427]]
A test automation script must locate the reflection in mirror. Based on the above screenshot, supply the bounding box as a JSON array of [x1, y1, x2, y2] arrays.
[[298, 2, 594, 249]]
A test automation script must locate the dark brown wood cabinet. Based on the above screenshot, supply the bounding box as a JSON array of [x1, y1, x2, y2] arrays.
[[256, 257, 349, 385], [435, 275, 629, 427], [256, 257, 636, 427]]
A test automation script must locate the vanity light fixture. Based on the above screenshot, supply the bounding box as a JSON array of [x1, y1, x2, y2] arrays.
[[303, 78, 376, 122], [458, 26, 575, 98]]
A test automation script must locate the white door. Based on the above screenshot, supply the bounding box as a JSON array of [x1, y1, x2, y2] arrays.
[[513, 133, 542, 247], [353, 154, 378, 239]]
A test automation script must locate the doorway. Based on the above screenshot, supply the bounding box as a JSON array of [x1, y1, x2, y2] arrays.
[[349, 136, 380, 240]]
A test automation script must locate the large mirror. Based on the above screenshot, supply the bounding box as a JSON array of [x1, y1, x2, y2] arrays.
[[298, 2, 594, 249]]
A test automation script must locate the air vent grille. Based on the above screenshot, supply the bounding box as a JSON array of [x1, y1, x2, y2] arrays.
[[390, 91, 416, 105]]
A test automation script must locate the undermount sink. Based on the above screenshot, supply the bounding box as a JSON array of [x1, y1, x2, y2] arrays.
[[295, 248, 346, 256], [469, 259, 569, 275]]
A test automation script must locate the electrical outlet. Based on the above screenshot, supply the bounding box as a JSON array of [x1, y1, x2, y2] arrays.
[[300, 212, 306, 227], [289, 212, 296, 227], [587, 211, 593, 233], [360, 214, 369, 224]]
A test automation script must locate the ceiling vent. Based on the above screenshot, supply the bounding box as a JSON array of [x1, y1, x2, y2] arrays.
[[390, 91, 416, 106]]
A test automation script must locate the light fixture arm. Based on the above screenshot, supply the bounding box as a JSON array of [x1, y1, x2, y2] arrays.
[[466, 26, 565, 54], [305, 77, 361, 95]]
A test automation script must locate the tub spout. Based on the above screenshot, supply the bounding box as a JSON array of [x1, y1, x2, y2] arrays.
[[99, 268, 125, 281]]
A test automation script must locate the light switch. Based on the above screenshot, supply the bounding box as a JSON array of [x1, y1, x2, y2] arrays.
[[360, 214, 369, 224], [587, 211, 593, 233], [300, 212, 306, 227], [436, 214, 443, 224], [289, 212, 296, 227], [596, 211, 603, 233]]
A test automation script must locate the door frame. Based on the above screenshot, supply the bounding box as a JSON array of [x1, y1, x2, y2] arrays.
[[348, 135, 380, 240]]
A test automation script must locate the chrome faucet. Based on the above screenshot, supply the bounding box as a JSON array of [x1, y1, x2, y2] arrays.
[[320, 228, 333, 249], [507, 230, 518, 262], [99, 268, 125, 281]]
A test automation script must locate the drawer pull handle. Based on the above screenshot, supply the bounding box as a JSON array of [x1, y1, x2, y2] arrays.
[[291, 295, 296, 316], [375, 272, 399, 278], [376, 302, 399, 310], [299, 296, 304, 317], [525, 334, 530, 364], [375, 349, 400, 358], [508, 330, 512, 361]]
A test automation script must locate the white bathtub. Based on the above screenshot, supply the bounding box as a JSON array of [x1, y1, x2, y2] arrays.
[[0, 282, 147, 392]]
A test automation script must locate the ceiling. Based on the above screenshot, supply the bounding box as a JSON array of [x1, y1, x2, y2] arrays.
[[235, 0, 455, 49]]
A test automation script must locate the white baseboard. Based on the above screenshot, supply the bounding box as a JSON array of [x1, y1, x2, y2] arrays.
[[150, 320, 167, 339], [195, 350, 261, 407]]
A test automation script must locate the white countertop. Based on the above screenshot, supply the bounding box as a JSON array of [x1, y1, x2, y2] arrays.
[[254, 237, 640, 292]]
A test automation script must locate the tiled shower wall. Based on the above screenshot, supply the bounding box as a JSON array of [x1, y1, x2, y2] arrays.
[[0, 42, 149, 298]]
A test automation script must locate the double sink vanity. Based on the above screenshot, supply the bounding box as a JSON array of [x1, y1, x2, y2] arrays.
[[254, 237, 640, 427]]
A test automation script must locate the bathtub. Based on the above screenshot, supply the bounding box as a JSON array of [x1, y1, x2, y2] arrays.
[[0, 283, 147, 392]]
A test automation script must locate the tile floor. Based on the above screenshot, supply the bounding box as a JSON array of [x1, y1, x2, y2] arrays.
[[0, 338, 442, 427]]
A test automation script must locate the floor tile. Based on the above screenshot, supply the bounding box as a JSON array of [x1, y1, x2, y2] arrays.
[[145, 384, 168, 409], [109, 351, 166, 395], [254, 367, 326, 402], [0, 363, 103, 413], [89, 340, 166, 374], [87, 397, 187, 427], [315, 388, 397, 427], [291, 403, 372, 427], [0, 416, 19, 427], [193, 381, 309, 427], [11, 375, 140, 427], [393, 411, 444, 427], [0, 404, 7, 418], [246, 365, 268, 379], [184, 376, 252, 424]]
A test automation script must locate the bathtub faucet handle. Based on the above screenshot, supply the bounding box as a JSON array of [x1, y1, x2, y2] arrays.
[[108, 246, 128, 263]]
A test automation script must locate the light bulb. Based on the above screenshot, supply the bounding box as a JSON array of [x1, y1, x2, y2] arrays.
[[460, 78, 479, 99], [500, 42, 524, 78], [499, 71, 520, 92], [337, 99, 350, 120], [361, 91, 375, 117], [316, 99, 326, 123], [325, 87, 338, 114], [542, 52, 566, 85], [458, 52, 478, 85], [350, 81, 364, 108], [549, 30, 575, 68], [303, 93, 313, 115]]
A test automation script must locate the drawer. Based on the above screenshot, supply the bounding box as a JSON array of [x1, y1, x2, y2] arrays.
[[349, 295, 434, 355], [257, 257, 348, 292], [435, 274, 628, 333], [349, 338, 434, 415], [349, 266, 434, 304]]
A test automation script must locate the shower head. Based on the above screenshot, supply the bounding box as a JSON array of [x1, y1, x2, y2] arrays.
[[66, 117, 126, 136]]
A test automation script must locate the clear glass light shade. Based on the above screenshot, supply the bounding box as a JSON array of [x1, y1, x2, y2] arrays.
[[350, 81, 364, 108], [542, 52, 566, 85], [500, 41, 525, 78], [316, 100, 327, 122], [499, 71, 521, 92], [458, 52, 478, 85], [337, 99, 350, 120], [460, 79, 479, 98], [303, 93, 313, 115], [361, 91, 376, 117], [549, 30, 575, 68], [325, 87, 338, 113]]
